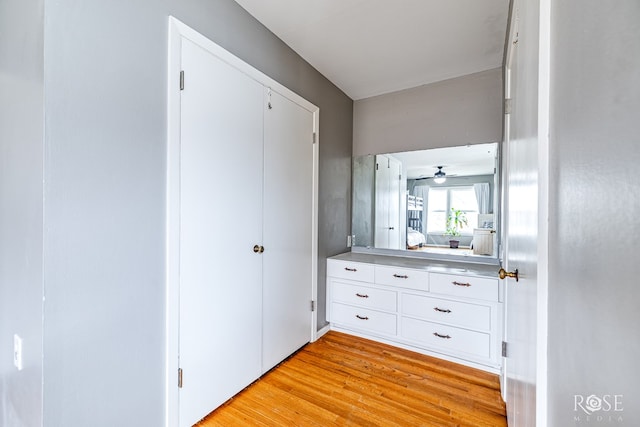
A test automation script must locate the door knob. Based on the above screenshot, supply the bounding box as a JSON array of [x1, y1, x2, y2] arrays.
[[253, 245, 265, 254], [498, 268, 519, 282]]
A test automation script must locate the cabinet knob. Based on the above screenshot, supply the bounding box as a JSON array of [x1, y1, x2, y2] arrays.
[[253, 245, 265, 254], [498, 268, 519, 282]]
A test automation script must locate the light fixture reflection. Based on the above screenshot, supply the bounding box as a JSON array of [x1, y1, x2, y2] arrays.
[[433, 166, 446, 184]]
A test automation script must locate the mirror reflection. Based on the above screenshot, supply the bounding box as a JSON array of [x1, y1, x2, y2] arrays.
[[352, 143, 499, 259]]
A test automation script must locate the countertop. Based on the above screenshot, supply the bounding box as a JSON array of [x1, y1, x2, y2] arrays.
[[328, 252, 500, 279]]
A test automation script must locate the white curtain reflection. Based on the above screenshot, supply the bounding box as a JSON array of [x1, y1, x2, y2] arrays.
[[474, 183, 490, 214]]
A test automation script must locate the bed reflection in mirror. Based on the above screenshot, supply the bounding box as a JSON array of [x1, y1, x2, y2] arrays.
[[352, 143, 499, 260]]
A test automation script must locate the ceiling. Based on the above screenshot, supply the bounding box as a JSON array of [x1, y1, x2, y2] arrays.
[[391, 143, 497, 180], [233, 0, 510, 100]]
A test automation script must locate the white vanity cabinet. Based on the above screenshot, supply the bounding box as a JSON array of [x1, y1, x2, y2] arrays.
[[327, 253, 503, 373], [327, 260, 397, 336]]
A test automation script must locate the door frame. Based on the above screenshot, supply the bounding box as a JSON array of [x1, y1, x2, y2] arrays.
[[500, 8, 515, 399], [165, 17, 319, 427], [501, 0, 550, 423], [536, 0, 550, 422]]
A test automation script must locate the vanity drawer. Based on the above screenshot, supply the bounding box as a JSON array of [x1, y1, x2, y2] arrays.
[[331, 303, 397, 336], [401, 317, 491, 359], [332, 281, 397, 312], [402, 294, 491, 331], [429, 273, 498, 302], [375, 266, 429, 291], [327, 260, 374, 283]]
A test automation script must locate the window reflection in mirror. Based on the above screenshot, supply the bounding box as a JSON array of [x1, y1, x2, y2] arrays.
[[351, 143, 499, 260]]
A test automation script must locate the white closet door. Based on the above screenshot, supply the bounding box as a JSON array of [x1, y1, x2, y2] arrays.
[[374, 155, 391, 248], [388, 157, 402, 249], [179, 39, 264, 427], [374, 155, 402, 249], [262, 89, 314, 372]]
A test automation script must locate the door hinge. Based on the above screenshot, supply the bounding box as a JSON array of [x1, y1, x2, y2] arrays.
[[376, 163, 379, 171], [180, 71, 185, 91], [504, 98, 512, 114], [502, 341, 508, 358], [312, 132, 316, 144], [311, 300, 316, 312], [178, 368, 183, 388]]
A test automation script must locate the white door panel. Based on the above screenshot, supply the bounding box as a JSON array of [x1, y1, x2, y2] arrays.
[[374, 155, 402, 249], [179, 38, 264, 427], [388, 157, 402, 249], [504, 3, 539, 425], [262, 89, 314, 372], [374, 155, 391, 248]]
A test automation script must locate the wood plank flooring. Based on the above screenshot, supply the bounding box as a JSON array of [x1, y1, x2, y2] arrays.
[[196, 331, 506, 426]]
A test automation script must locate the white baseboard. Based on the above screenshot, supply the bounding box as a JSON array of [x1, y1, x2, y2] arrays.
[[314, 324, 331, 341]]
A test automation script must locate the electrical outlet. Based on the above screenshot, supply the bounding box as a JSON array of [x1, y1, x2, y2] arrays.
[[14, 334, 23, 371]]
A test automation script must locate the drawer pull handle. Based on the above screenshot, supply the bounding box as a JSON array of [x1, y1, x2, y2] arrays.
[[393, 274, 409, 279], [452, 281, 471, 287], [433, 307, 451, 313], [433, 332, 452, 339], [356, 293, 369, 298], [355, 314, 369, 320], [344, 267, 357, 272]]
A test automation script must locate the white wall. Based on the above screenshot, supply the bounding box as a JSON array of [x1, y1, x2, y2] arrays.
[[547, 0, 640, 425], [353, 68, 502, 156], [0, 0, 44, 425]]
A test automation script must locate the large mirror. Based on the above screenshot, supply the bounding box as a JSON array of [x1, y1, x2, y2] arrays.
[[352, 142, 500, 262]]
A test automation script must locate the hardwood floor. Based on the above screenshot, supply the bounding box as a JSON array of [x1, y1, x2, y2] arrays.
[[196, 331, 507, 426]]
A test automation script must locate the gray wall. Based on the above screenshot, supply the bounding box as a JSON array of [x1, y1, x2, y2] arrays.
[[547, 0, 640, 425], [0, 0, 44, 426], [352, 156, 375, 248], [0, 0, 352, 425], [353, 68, 502, 156], [43, 1, 168, 425]]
